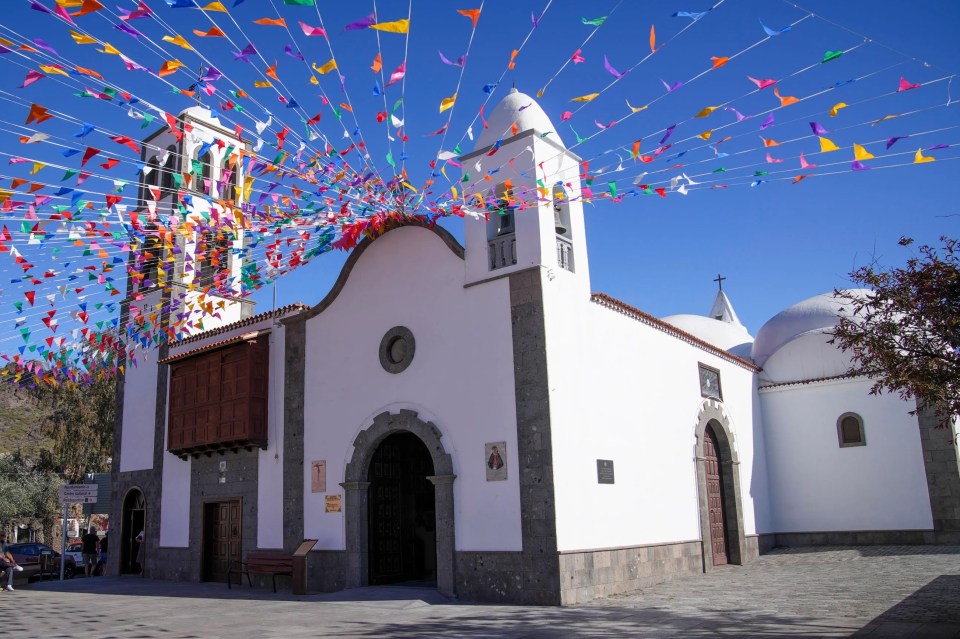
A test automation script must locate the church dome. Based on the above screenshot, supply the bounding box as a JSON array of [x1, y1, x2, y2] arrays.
[[661, 314, 754, 356], [474, 88, 562, 151], [751, 289, 870, 368]]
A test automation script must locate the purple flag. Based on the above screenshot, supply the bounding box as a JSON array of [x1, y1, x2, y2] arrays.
[[760, 113, 774, 129], [345, 13, 375, 31], [809, 122, 827, 136], [851, 160, 870, 171]]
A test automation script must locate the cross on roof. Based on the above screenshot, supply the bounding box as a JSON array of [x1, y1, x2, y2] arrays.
[[714, 274, 726, 291]]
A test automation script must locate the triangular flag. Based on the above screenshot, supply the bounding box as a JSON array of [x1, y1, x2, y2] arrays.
[[819, 137, 840, 152]]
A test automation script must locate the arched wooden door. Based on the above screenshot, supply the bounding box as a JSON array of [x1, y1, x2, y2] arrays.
[[704, 425, 729, 565]]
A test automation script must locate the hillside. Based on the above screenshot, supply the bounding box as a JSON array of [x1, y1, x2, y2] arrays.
[[0, 382, 50, 459]]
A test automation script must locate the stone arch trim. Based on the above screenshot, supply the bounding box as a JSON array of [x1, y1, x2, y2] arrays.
[[693, 399, 748, 571], [341, 410, 456, 596]]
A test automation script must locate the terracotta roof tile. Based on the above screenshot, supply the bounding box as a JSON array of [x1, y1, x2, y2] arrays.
[[591, 292, 760, 372]]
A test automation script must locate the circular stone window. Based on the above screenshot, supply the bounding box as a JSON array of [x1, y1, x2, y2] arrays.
[[379, 326, 415, 374]]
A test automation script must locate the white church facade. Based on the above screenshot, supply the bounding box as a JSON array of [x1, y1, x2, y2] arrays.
[[109, 94, 960, 605]]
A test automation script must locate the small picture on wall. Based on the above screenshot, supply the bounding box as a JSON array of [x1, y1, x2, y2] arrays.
[[485, 441, 507, 481], [311, 460, 326, 493]]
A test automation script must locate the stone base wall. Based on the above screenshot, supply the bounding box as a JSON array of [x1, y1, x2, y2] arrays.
[[455, 551, 531, 604], [743, 534, 761, 563], [306, 550, 348, 592], [107, 469, 162, 579], [759, 530, 939, 550], [558, 540, 704, 605]]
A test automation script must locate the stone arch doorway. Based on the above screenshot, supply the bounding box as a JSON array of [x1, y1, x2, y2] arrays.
[[368, 432, 436, 584], [694, 400, 747, 571], [120, 488, 145, 575], [343, 410, 456, 596]]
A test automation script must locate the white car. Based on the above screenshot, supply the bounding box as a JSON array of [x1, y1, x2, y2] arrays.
[[65, 541, 85, 572]]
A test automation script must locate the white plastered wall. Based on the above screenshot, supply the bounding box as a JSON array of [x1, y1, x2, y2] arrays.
[[760, 377, 933, 532], [302, 226, 522, 552], [119, 340, 160, 472], [542, 282, 769, 552]]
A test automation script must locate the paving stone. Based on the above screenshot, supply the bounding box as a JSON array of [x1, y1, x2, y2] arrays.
[[1, 546, 958, 638]]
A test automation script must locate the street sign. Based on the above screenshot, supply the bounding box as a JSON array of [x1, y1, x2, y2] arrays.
[[59, 484, 98, 503]]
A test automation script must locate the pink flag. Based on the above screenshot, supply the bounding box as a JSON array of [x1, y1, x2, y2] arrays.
[[385, 62, 406, 87]]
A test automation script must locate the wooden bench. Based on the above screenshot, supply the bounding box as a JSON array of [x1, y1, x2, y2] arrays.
[[227, 552, 294, 593]]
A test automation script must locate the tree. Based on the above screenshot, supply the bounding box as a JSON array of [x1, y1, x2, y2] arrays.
[[831, 236, 960, 426], [0, 451, 62, 541], [31, 373, 115, 483]]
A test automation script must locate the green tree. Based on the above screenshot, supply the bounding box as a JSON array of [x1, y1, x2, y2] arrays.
[[832, 236, 960, 426], [0, 452, 62, 539], [32, 374, 115, 483]]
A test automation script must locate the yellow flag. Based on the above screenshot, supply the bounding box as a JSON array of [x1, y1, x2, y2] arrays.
[[162, 34, 194, 51], [98, 43, 120, 55], [914, 148, 934, 163], [571, 93, 600, 102], [698, 130, 712, 140], [626, 100, 647, 113], [309, 75, 319, 85], [202, 1, 227, 10], [253, 81, 272, 88], [30, 162, 44, 175], [313, 59, 337, 75], [369, 19, 409, 34], [70, 30, 97, 45], [872, 114, 901, 126], [829, 102, 847, 117], [39, 65, 69, 76], [819, 137, 840, 152], [694, 106, 719, 118], [439, 94, 456, 113], [853, 143, 874, 161]]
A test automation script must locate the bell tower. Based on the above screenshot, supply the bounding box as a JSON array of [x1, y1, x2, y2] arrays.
[[125, 106, 253, 343], [459, 89, 590, 298]]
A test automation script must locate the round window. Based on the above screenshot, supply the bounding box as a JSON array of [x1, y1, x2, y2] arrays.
[[379, 326, 415, 374]]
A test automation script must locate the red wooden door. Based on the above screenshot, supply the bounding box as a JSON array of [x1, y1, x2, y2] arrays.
[[704, 426, 729, 565], [203, 501, 241, 582]]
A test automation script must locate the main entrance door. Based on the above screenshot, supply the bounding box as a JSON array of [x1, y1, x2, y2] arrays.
[[368, 432, 436, 585], [704, 425, 729, 565], [202, 500, 241, 583]]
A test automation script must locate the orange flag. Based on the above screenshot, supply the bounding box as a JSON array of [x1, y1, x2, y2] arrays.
[[711, 56, 728, 69], [774, 87, 798, 107], [193, 27, 227, 38], [254, 17, 287, 27], [649, 24, 656, 53], [457, 8, 481, 28], [371, 53, 382, 73], [26, 103, 53, 124], [265, 62, 279, 82], [508, 49, 518, 70]]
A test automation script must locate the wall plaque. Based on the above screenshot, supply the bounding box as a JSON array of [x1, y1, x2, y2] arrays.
[[325, 494, 342, 513], [485, 441, 507, 481], [597, 459, 615, 484], [311, 460, 326, 493]]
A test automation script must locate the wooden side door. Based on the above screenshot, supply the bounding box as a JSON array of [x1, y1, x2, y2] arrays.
[[704, 426, 729, 565], [203, 500, 241, 582]]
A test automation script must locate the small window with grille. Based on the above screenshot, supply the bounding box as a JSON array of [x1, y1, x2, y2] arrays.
[[837, 413, 866, 447]]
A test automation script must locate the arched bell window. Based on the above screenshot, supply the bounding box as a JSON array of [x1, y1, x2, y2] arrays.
[[837, 412, 866, 447]]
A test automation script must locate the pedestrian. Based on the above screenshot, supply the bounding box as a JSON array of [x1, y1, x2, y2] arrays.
[[97, 533, 109, 575], [135, 530, 144, 574], [0, 532, 24, 592], [81, 526, 99, 577]]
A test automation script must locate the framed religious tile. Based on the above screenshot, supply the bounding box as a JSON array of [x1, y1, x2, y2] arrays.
[[698, 363, 722, 401], [485, 441, 507, 481], [311, 460, 326, 493], [325, 494, 342, 513]]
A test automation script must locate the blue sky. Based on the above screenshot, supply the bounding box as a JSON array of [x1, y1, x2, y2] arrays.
[[0, 0, 957, 369]]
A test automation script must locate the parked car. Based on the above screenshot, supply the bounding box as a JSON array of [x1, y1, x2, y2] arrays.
[[5, 543, 75, 583], [65, 541, 84, 572]]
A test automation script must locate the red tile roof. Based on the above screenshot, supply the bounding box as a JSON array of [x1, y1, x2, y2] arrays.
[[591, 292, 760, 372]]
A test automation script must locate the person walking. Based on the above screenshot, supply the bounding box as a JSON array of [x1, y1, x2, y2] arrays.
[[0, 532, 24, 591], [81, 527, 99, 577]]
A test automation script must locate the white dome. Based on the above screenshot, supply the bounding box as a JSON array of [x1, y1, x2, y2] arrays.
[[474, 88, 562, 151], [752, 289, 870, 368], [661, 314, 754, 354]]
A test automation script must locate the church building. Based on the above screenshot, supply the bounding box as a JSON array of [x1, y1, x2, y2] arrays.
[[109, 93, 960, 606]]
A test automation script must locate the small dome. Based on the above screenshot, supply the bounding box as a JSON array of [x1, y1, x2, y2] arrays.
[[661, 314, 754, 354], [752, 289, 870, 367], [474, 88, 562, 151]]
